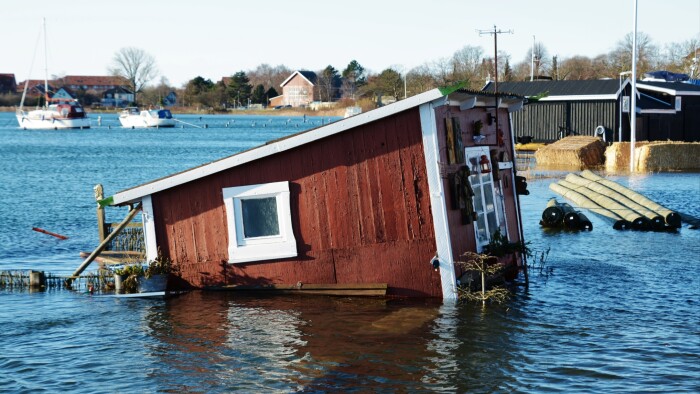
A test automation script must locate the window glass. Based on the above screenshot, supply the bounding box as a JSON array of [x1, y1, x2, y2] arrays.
[[242, 197, 279, 238]]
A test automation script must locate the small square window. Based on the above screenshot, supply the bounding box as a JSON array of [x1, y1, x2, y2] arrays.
[[223, 181, 297, 263], [241, 197, 279, 238]]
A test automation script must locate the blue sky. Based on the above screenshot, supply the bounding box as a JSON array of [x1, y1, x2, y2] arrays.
[[4, 0, 699, 87]]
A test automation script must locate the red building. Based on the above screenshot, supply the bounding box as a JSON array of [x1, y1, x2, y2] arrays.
[[104, 87, 526, 299]]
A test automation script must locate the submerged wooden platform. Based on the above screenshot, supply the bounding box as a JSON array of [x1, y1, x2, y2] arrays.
[[210, 283, 388, 297]]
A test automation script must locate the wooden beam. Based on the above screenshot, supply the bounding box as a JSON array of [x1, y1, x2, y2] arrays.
[[67, 203, 142, 284]]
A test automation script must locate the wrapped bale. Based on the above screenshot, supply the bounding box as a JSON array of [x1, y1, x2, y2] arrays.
[[535, 136, 606, 169], [605, 142, 649, 172]]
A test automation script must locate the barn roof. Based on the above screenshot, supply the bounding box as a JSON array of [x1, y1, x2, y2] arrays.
[[105, 87, 524, 206], [484, 80, 622, 101], [484, 79, 700, 102]]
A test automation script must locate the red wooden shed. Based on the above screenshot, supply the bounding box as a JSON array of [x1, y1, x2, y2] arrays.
[[104, 87, 526, 299]]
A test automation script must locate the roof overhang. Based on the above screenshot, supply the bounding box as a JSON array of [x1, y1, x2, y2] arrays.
[[536, 94, 617, 101]]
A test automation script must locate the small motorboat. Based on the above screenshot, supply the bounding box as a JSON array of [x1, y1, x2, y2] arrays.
[[119, 107, 176, 128]]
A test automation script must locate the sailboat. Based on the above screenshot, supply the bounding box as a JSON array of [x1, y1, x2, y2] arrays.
[[16, 19, 90, 130]]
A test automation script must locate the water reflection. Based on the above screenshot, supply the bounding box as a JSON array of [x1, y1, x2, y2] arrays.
[[141, 293, 515, 391]]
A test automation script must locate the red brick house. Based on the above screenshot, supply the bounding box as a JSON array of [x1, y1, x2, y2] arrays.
[[101, 87, 527, 299]]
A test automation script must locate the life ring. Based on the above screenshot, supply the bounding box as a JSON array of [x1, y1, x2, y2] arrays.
[[595, 125, 605, 136]]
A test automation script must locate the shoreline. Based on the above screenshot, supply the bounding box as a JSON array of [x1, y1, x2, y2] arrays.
[[1, 106, 346, 118]]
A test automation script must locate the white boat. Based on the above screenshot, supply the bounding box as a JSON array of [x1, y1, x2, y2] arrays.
[[344, 106, 362, 118], [17, 100, 90, 130], [16, 20, 90, 130], [119, 107, 176, 128]]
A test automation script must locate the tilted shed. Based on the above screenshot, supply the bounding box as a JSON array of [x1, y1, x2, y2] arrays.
[[103, 87, 527, 299]]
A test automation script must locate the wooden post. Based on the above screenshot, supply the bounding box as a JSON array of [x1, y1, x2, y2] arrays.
[[94, 184, 106, 242], [66, 203, 142, 285], [29, 270, 45, 287]]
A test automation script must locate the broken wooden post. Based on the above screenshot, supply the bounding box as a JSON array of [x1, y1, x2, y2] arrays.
[[94, 184, 107, 242], [66, 203, 142, 286]]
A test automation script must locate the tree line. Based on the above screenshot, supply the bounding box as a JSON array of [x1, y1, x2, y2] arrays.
[[165, 31, 698, 110], [4, 32, 693, 109]]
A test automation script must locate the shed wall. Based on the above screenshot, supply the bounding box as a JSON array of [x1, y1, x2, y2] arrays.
[[152, 108, 442, 297]]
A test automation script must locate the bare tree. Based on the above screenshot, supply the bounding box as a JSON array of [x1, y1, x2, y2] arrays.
[[109, 47, 158, 104], [608, 32, 659, 76], [406, 64, 437, 96], [452, 45, 485, 86]]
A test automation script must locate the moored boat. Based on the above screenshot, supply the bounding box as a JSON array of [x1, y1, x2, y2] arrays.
[[17, 100, 90, 130], [16, 19, 90, 130], [119, 107, 175, 128]]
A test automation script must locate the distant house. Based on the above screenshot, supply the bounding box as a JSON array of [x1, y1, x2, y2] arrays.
[[101, 86, 134, 108], [52, 87, 77, 100], [58, 75, 129, 96], [16, 79, 54, 98], [100, 87, 528, 299], [0, 74, 17, 94], [163, 91, 177, 106], [484, 79, 700, 142], [279, 70, 318, 107]]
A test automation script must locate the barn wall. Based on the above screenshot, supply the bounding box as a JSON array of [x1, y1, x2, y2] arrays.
[[511, 101, 616, 142], [152, 108, 442, 297]]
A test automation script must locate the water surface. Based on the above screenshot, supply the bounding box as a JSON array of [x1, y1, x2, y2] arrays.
[[0, 111, 698, 392]]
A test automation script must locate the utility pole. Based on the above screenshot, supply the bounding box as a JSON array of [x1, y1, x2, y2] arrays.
[[477, 25, 513, 132]]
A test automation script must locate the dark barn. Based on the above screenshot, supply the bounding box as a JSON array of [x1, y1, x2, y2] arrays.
[[484, 80, 700, 143]]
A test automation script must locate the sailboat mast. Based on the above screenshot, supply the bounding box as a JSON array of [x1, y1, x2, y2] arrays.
[[43, 18, 49, 107]]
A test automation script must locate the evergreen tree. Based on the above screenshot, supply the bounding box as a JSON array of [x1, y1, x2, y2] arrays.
[[318, 65, 341, 102], [251, 84, 266, 105], [341, 60, 367, 99], [227, 71, 253, 107]]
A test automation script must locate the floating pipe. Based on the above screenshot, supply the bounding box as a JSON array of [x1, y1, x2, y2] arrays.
[[559, 179, 650, 230], [577, 211, 593, 231], [580, 170, 681, 228], [549, 182, 630, 230], [565, 173, 665, 230], [559, 202, 581, 229], [541, 198, 564, 227]]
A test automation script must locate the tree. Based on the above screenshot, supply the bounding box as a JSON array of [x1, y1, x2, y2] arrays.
[[406, 64, 437, 96], [524, 41, 550, 79], [317, 65, 341, 102], [247, 64, 292, 93], [341, 60, 367, 99], [109, 47, 158, 104], [451, 45, 485, 87], [183, 76, 215, 108], [251, 84, 266, 105], [226, 71, 253, 107], [609, 32, 659, 76], [373, 68, 403, 101]]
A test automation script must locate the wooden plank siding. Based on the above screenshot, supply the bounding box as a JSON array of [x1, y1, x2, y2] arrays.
[[432, 106, 523, 279], [152, 108, 442, 297]]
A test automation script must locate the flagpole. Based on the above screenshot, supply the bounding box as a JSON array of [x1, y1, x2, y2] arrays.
[[630, 0, 638, 172]]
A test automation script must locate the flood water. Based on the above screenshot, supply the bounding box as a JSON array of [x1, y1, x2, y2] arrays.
[[0, 111, 698, 392]]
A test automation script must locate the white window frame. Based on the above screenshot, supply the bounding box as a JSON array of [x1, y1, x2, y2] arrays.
[[223, 181, 297, 263]]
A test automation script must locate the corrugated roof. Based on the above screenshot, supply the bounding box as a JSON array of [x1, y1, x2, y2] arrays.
[[484, 80, 621, 97]]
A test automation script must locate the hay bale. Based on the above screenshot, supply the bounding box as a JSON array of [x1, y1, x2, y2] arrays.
[[637, 141, 700, 171], [605, 141, 650, 171], [605, 141, 700, 171], [534, 136, 606, 169]]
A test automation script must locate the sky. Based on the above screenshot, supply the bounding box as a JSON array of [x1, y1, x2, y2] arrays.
[[3, 0, 699, 88]]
